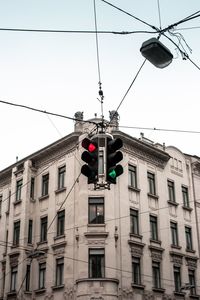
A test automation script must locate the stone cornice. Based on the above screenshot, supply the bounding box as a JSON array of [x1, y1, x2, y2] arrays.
[[112, 131, 170, 168]]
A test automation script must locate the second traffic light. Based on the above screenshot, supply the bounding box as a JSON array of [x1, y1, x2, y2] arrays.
[[106, 137, 123, 184], [81, 137, 98, 184]]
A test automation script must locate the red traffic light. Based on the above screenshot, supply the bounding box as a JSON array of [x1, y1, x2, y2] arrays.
[[82, 138, 97, 153]]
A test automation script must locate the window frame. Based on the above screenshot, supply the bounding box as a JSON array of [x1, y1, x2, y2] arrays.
[[89, 248, 105, 278], [152, 261, 161, 289], [42, 174, 49, 197], [188, 269, 196, 295], [174, 265, 181, 292], [10, 266, 18, 292], [38, 262, 46, 290], [55, 257, 64, 286], [170, 221, 179, 247], [57, 210, 65, 237], [130, 209, 139, 235], [88, 197, 104, 224], [30, 177, 35, 199], [182, 185, 190, 208], [168, 180, 176, 202], [13, 220, 20, 246], [25, 264, 31, 292], [128, 165, 137, 189], [132, 256, 141, 285], [58, 166, 66, 190], [185, 226, 193, 251], [28, 219, 33, 244], [40, 216, 48, 242], [150, 215, 158, 241], [16, 179, 23, 201], [147, 172, 156, 195]]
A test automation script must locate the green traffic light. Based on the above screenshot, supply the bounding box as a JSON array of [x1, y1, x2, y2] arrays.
[[109, 169, 116, 179]]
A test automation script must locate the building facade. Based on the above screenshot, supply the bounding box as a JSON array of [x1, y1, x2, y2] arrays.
[[0, 115, 200, 300]]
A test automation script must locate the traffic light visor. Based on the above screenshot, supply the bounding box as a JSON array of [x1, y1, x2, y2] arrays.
[[82, 138, 97, 152]]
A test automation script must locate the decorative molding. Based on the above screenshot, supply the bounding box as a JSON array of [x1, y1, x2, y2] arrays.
[[185, 255, 198, 268], [128, 240, 145, 257], [84, 232, 109, 239], [169, 251, 183, 265]]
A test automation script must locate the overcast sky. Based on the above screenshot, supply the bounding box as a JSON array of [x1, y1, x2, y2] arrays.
[[0, 0, 200, 171]]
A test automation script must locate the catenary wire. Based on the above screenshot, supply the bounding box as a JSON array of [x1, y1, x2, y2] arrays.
[[118, 125, 200, 134], [109, 59, 146, 125], [99, 0, 159, 31], [0, 27, 157, 35], [0, 99, 97, 125]]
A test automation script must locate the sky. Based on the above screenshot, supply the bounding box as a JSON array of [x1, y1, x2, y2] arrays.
[[0, 0, 200, 171]]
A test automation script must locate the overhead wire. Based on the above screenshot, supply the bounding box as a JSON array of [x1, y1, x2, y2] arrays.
[[118, 125, 200, 134], [99, 0, 159, 31]]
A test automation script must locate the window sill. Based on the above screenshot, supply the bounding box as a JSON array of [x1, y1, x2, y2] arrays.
[[11, 244, 20, 249], [24, 291, 32, 295], [174, 291, 185, 297], [150, 239, 162, 245], [182, 205, 193, 212], [130, 233, 143, 239], [30, 197, 36, 203], [54, 235, 66, 241], [186, 248, 196, 254], [55, 187, 66, 194], [37, 241, 48, 247], [34, 288, 46, 294], [152, 287, 165, 293], [13, 199, 22, 206], [189, 295, 200, 299], [7, 291, 17, 296], [51, 284, 65, 290], [39, 194, 49, 201], [87, 223, 106, 227], [167, 200, 179, 206], [131, 283, 145, 290], [147, 193, 159, 199], [128, 186, 140, 193], [171, 244, 182, 250]]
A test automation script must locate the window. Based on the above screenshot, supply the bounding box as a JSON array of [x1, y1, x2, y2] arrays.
[[13, 221, 20, 246], [168, 180, 175, 202], [40, 216, 48, 242], [132, 257, 141, 285], [25, 265, 31, 291], [128, 165, 137, 189], [0, 195, 2, 215], [152, 261, 161, 288], [42, 174, 49, 196], [188, 269, 196, 295], [28, 220, 33, 244], [89, 249, 105, 278], [58, 166, 66, 190], [182, 186, 189, 207], [170, 222, 179, 247], [55, 258, 64, 286], [30, 177, 35, 199], [89, 197, 104, 224], [57, 210, 65, 236], [147, 172, 156, 195], [16, 179, 23, 201], [130, 209, 139, 235], [174, 266, 181, 292], [150, 215, 158, 241], [185, 226, 193, 250], [39, 262, 46, 289], [10, 266, 18, 292]]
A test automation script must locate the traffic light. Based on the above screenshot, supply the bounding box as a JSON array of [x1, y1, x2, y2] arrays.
[[81, 137, 98, 184], [106, 137, 123, 184]]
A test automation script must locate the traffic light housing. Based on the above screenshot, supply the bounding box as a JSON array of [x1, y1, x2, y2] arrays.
[[106, 137, 123, 184], [81, 137, 98, 184]]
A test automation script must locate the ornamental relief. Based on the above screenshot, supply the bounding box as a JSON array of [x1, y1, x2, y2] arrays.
[[131, 246, 143, 257], [170, 254, 183, 265], [185, 258, 197, 268]]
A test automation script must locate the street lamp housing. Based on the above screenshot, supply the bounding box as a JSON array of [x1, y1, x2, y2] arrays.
[[140, 38, 173, 68]]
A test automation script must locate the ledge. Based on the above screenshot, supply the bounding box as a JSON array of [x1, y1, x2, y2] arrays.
[[76, 277, 119, 284], [38, 194, 49, 201], [51, 241, 67, 250], [167, 200, 179, 206], [130, 233, 143, 240], [189, 295, 200, 299], [7, 291, 17, 298], [13, 199, 22, 206], [174, 291, 185, 297], [51, 284, 65, 290], [152, 287, 165, 293], [171, 244, 182, 250], [131, 283, 145, 290], [54, 235, 66, 241], [150, 239, 162, 245], [128, 186, 141, 193], [186, 248, 196, 254], [147, 193, 159, 199], [182, 205, 193, 212], [84, 231, 109, 238], [34, 288, 46, 294], [55, 187, 66, 194]]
